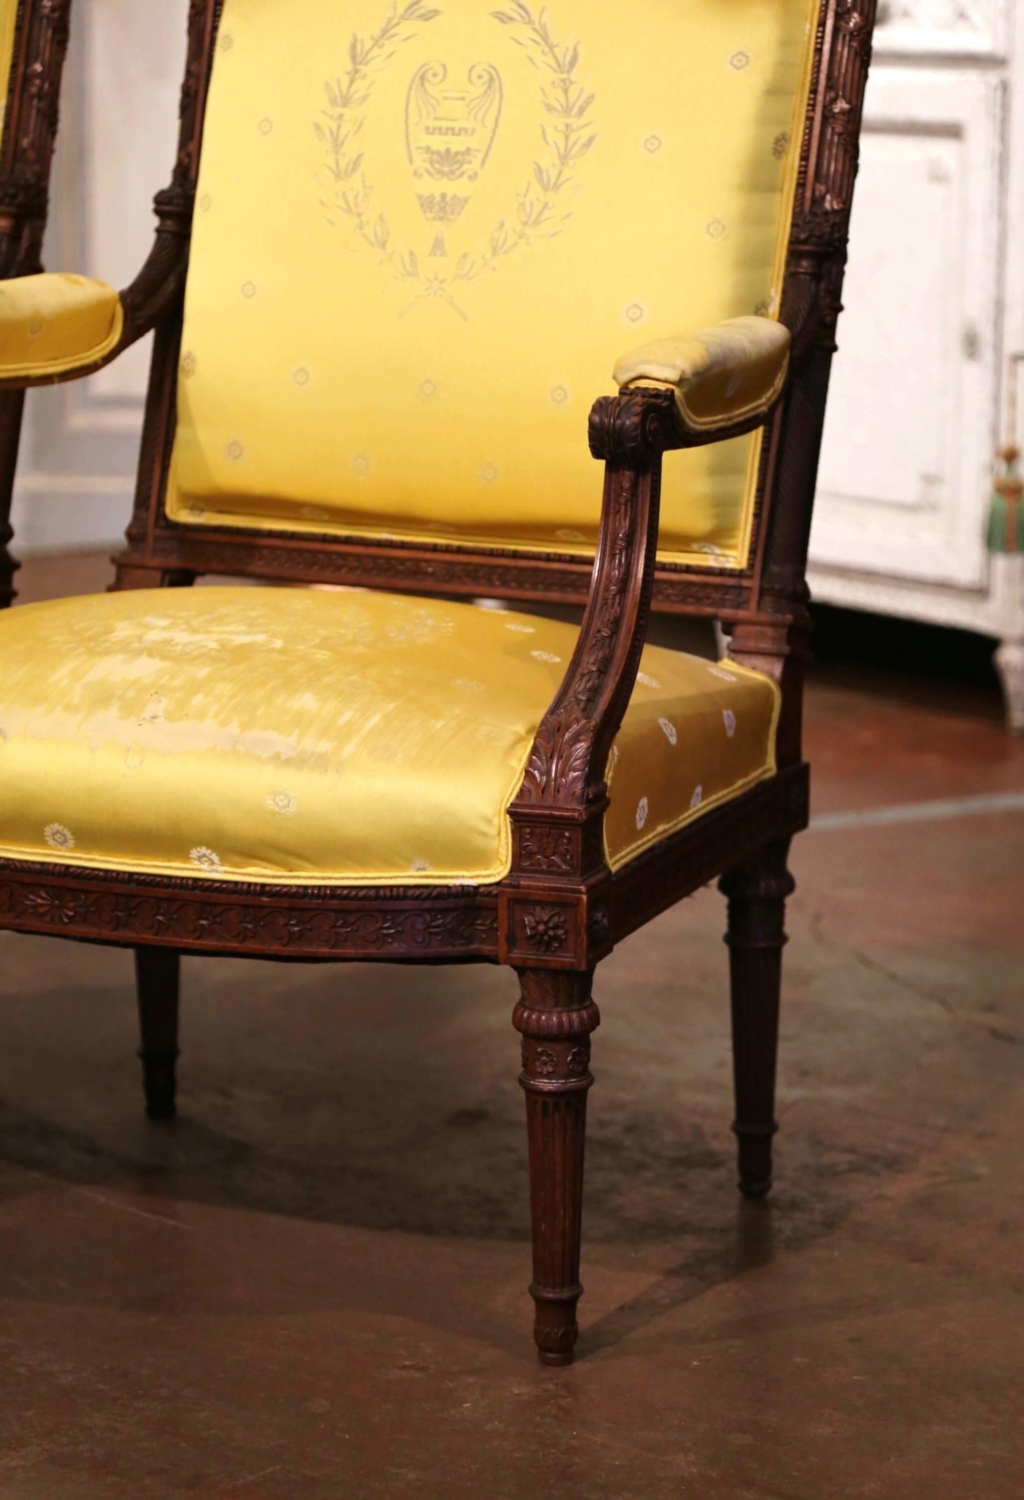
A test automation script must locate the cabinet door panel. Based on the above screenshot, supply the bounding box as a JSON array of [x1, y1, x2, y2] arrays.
[[810, 67, 1002, 589]]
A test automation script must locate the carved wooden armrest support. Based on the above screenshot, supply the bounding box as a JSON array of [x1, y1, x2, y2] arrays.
[[116, 193, 193, 348], [508, 380, 786, 961]]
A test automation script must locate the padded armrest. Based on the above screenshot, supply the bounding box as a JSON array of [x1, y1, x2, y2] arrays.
[[0, 273, 124, 383], [613, 315, 791, 436]]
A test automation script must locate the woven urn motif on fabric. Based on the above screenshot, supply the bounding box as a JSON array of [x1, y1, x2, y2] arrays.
[[316, 0, 597, 320]]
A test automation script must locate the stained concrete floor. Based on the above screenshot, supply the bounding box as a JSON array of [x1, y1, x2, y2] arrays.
[[1, 558, 1023, 1497]]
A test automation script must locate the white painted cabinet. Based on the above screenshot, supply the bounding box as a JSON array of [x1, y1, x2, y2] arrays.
[[809, 0, 1024, 729]]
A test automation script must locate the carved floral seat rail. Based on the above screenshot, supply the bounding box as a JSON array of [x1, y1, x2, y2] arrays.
[[0, 0, 878, 1365]]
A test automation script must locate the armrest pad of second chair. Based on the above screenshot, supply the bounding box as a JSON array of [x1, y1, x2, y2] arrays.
[[0, 273, 123, 381], [613, 315, 791, 435]]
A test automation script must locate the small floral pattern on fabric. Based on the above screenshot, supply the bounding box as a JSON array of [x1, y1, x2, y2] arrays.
[[167, 0, 816, 571], [0, 589, 778, 886]]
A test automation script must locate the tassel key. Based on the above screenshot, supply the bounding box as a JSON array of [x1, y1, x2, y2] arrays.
[[987, 445, 1024, 554]]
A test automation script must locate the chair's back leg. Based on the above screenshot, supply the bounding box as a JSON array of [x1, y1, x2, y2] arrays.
[[134, 946, 180, 1121], [719, 838, 795, 1198], [514, 967, 600, 1366]]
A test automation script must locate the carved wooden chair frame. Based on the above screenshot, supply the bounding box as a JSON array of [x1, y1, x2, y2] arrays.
[[0, 0, 73, 607], [0, 0, 878, 1365]]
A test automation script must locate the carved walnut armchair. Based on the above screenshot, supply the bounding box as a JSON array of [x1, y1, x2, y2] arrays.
[[0, 0, 877, 1364]]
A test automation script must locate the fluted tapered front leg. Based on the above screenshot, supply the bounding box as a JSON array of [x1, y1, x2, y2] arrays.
[[514, 969, 600, 1366], [720, 840, 795, 1198]]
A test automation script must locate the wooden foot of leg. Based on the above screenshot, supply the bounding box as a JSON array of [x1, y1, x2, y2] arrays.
[[720, 840, 794, 1198], [134, 947, 180, 1121], [514, 968, 599, 1366], [995, 636, 1024, 736]]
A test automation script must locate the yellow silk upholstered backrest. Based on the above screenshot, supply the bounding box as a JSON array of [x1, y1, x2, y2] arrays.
[[169, 0, 820, 568]]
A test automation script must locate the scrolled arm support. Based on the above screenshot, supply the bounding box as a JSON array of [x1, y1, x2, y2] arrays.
[[117, 201, 192, 350], [515, 388, 676, 824], [519, 361, 790, 834], [587, 384, 682, 466]]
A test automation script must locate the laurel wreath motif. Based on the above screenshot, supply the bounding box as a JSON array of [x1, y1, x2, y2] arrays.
[[316, 0, 597, 319]]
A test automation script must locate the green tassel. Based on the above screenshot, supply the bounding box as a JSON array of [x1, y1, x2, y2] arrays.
[[987, 446, 1024, 554]]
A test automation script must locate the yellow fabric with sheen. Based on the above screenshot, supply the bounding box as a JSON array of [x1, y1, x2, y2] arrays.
[[0, 588, 779, 886], [614, 316, 791, 434], [0, 273, 123, 380], [168, 0, 819, 567], [0, 0, 16, 148]]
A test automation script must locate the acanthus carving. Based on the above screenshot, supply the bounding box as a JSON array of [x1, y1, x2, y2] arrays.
[[517, 414, 660, 810], [519, 702, 593, 806], [588, 387, 680, 465]]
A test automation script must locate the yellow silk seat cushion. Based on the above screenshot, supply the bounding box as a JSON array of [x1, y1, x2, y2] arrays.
[[0, 588, 779, 886], [0, 273, 123, 380]]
